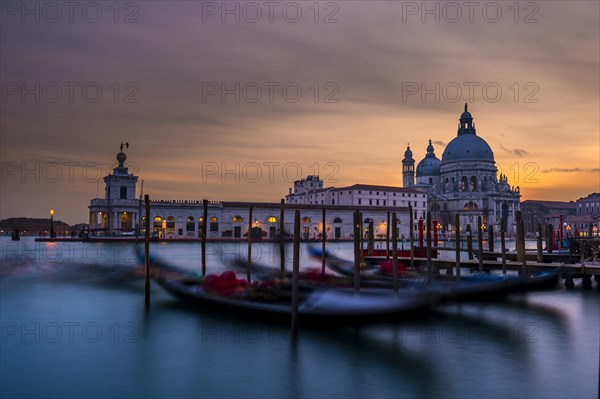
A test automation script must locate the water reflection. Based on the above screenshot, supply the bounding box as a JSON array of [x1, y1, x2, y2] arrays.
[[1, 237, 598, 398]]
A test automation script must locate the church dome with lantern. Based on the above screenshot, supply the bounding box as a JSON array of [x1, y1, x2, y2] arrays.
[[441, 104, 494, 165], [416, 139, 441, 185]]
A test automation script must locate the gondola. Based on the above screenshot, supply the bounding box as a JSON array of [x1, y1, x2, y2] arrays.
[[309, 247, 526, 301], [228, 259, 356, 288], [141, 250, 437, 325], [309, 247, 560, 296], [228, 258, 419, 290], [513, 268, 561, 291]]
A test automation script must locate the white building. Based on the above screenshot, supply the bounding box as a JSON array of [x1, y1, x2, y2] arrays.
[[88, 149, 414, 240], [285, 175, 428, 236]]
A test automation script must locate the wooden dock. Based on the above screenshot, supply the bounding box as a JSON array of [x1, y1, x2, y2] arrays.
[[364, 256, 600, 276]]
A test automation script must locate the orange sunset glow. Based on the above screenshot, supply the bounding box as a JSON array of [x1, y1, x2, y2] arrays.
[[1, 2, 598, 224]]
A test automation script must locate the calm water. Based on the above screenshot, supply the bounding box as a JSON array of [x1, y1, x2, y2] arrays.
[[1, 237, 598, 399]]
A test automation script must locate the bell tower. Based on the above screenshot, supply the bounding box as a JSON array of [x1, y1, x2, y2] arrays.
[[402, 144, 415, 187], [104, 142, 138, 201], [102, 143, 139, 235]]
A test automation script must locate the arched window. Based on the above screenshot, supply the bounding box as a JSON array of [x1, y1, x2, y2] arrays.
[[461, 176, 468, 191], [232, 215, 243, 223], [120, 212, 130, 230], [142, 216, 147, 230], [153, 216, 162, 229], [267, 216, 277, 223], [186, 216, 195, 232], [166, 216, 175, 233], [464, 201, 478, 210], [364, 218, 374, 223], [470, 176, 477, 191], [210, 216, 219, 232], [333, 217, 342, 223], [302, 217, 311, 223]]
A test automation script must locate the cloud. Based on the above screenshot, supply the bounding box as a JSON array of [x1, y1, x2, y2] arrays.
[[541, 168, 600, 173], [501, 146, 530, 157], [1, 1, 598, 223]]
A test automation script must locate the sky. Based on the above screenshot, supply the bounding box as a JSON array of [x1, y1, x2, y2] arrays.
[[1, 1, 599, 225]]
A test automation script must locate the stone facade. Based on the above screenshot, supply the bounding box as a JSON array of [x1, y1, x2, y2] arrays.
[[285, 176, 428, 237], [89, 152, 412, 240], [520, 200, 576, 235], [89, 105, 526, 239], [403, 104, 521, 235]]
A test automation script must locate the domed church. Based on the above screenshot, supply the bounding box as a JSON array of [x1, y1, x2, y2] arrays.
[[403, 104, 521, 234]]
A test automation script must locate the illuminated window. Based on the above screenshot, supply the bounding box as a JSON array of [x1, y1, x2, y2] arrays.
[[186, 216, 195, 232], [210, 217, 218, 232], [232, 216, 243, 223], [267, 216, 278, 223], [302, 217, 311, 223], [166, 216, 175, 233]]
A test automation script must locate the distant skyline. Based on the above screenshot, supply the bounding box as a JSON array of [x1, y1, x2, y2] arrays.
[[1, 1, 599, 225]]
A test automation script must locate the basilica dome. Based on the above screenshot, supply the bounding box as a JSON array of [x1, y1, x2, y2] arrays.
[[441, 104, 495, 164], [416, 140, 441, 177], [442, 134, 494, 163]]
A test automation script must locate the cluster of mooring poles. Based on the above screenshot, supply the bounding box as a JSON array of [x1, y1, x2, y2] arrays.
[[142, 200, 537, 334]]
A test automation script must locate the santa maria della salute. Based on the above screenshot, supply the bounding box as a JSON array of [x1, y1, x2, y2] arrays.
[[88, 104, 521, 239], [402, 103, 521, 234]]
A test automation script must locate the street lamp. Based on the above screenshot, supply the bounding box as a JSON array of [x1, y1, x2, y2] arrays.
[[50, 208, 55, 238]]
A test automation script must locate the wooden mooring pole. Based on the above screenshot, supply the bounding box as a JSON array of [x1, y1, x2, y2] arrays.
[[247, 205, 253, 284], [455, 214, 460, 279], [392, 212, 399, 294], [353, 210, 361, 294], [409, 205, 414, 268], [466, 224, 473, 260], [321, 208, 326, 275], [546, 224, 553, 254], [291, 210, 300, 337], [386, 212, 390, 260], [279, 199, 285, 272], [144, 195, 150, 308], [488, 225, 494, 252], [501, 221, 507, 275], [367, 220, 374, 256], [537, 223, 543, 263], [516, 210, 527, 276], [477, 216, 484, 272], [426, 212, 432, 278], [202, 199, 208, 276], [359, 212, 364, 256]]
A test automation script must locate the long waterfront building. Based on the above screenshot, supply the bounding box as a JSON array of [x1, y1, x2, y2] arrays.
[[88, 151, 416, 240]]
